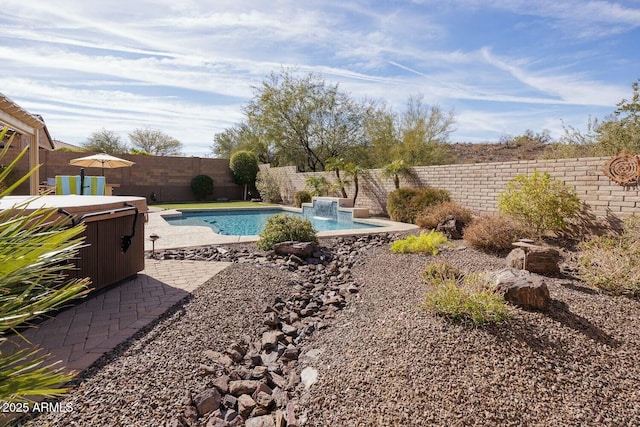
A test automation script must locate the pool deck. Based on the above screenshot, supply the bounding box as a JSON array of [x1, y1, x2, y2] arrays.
[[144, 206, 418, 251]]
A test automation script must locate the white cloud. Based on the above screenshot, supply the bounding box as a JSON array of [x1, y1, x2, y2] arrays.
[[1, 0, 637, 155]]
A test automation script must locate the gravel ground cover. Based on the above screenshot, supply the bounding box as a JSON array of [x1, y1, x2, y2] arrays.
[[23, 264, 300, 427], [300, 246, 640, 426], [19, 237, 640, 426]]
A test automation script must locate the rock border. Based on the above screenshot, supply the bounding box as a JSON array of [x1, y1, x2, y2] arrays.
[[157, 234, 396, 427]]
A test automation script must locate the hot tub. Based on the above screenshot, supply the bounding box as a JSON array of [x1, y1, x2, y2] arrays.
[[0, 195, 147, 292]]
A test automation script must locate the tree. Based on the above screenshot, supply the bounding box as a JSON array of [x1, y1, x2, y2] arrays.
[[83, 129, 128, 154], [0, 126, 89, 405], [245, 69, 370, 171], [398, 95, 456, 166], [305, 175, 329, 197], [382, 159, 412, 190], [597, 79, 640, 154], [211, 122, 273, 164], [545, 79, 640, 159], [365, 102, 400, 167], [128, 128, 183, 156], [229, 151, 259, 200], [325, 157, 349, 198], [343, 162, 366, 205]]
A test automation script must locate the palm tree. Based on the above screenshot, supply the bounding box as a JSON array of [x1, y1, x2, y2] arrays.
[[0, 125, 89, 405], [325, 157, 349, 198], [343, 162, 366, 206], [381, 159, 412, 190]]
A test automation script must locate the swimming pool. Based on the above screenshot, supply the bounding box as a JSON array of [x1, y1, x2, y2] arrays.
[[164, 208, 381, 236]]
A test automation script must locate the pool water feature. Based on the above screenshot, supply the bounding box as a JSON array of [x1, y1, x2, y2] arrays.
[[163, 208, 380, 236], [305, 198, 337, 219]]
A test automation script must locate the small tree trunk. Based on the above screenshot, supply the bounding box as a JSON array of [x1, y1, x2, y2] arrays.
[[243, 184, 247, 200], [335, 170, 347, 198], [353, 175, 359, 205], [394, 175, 400, 190]]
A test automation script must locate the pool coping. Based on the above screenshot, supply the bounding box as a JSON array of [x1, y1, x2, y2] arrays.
[[144, 206, 418, 251]]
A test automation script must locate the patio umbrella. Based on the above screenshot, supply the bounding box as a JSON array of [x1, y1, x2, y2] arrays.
[[70, 153, 135, 176]]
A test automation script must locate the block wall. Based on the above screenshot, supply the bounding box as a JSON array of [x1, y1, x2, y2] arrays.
[[261, 156, 640, 220], [4, 148, 243, 202]]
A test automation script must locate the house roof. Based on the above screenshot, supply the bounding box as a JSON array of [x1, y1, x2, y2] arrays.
[[53, 139, 84, 151], [0, 93, 45, 132], [0, 93, 55, 149]]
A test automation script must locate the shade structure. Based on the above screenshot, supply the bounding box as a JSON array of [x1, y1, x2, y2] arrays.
[[70, 153, 135, 175]]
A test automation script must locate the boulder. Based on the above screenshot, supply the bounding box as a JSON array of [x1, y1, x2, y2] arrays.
[[261, 330, 283, 351], [245, 415, 276, 427], [507, 245, 560, 275], [229, 380, 261, 396], [272, 241, 318, 258], [489, 268, 551, 311], [300, 367, 318, 390], [238, 394, 257, 418], [435, 215, 464, 240], [212, 375, 230, 395], [204, 350, 234, 368], [193, 388, 222, 416]]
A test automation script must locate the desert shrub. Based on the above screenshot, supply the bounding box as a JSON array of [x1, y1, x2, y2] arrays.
[[387, 187, 450, 223], [390, 230, 449, 255], [294, 190, 312, 208], [305, 175, 329, 197], [498, 171, 581, 237], [255, 169, 282, 203], [190, 174, 214, 200], [463, 214, 528, 254], [257, 213, 318, 251], [416, 201, 474, 230], [423, 263, 513, 324], [424, 275, 513, 325], [578, 216, 640, 296], [424, 261, 463, 283]]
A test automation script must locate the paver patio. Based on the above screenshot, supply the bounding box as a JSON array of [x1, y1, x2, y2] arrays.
[[3, 259, 230, 375]]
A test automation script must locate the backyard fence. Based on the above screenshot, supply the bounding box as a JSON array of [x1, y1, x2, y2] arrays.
[[261, 156, 640, 222], [5, 148, 243, 202]]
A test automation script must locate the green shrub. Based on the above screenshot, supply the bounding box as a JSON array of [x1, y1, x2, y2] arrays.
[[463, 214, 528, 254], [294, 190, 312, 208], [577, 216, 640, 296], [498, 170, 581, 237], [305, 175, 329, 197], [390, 230, 449, 255], [230, 151, 259, 200], [416, 201, 474, 230], [387, 187, 450, 223], [423, 264, 513, 324], [257, 213, 318, 250], [190, 174, 214, 200], [424, 261, 463, 283], [256, 169, 282, 203]]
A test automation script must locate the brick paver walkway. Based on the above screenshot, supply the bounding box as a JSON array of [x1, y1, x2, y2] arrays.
[[3, 259, 230, 375]]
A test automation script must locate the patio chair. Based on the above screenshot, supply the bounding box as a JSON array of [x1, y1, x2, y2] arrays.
[[55, 175, 81, 195], [83, 176, 106, 195]]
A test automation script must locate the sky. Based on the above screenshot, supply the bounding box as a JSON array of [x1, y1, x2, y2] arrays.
[[1, 0, 639, 157]]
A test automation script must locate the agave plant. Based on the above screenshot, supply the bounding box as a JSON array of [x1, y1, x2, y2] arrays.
[[0, 125, 89, 404]]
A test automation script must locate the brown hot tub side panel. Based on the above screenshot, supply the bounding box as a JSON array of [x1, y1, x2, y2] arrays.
[[0, 195, 147, 293], [70, 211, 145, 292]]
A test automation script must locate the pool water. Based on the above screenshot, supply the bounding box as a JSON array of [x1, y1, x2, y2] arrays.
[[164, 208, 379, 235]]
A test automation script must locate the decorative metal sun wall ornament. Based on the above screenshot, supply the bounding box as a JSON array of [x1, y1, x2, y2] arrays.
[[602, 150, 640, 187]]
